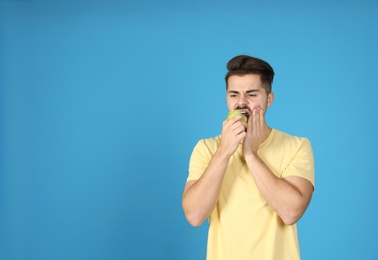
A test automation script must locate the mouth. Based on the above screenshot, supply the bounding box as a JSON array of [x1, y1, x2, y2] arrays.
[[239, 110, 250, 119]]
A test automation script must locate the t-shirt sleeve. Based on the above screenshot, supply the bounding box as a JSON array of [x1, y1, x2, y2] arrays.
[[187, 140, 212, 182], [281, 138, 315, 187]]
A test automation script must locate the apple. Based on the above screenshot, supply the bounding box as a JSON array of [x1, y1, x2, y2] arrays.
[[226, 110, 247, 122]]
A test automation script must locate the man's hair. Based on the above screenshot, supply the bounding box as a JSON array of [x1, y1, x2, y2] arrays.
[[225, 55, 275, 94]]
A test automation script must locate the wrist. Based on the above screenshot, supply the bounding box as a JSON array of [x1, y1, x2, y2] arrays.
[[217, 145, 234, 160], [244, 150, 259, 162]]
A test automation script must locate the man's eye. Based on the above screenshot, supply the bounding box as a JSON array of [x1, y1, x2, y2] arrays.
[[249, 94, 257, 97], [230, 95, 237, 98]]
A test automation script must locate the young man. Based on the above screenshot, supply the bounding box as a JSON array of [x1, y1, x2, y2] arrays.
[[182, 55, 315, 260]]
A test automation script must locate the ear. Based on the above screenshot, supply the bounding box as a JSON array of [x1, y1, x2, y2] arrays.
[[267, 92, 274, 107]]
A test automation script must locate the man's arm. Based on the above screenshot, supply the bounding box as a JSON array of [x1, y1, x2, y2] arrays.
[[243, 107, 314, 225], [244, 153, 313, 225], [182, 114, 247, 227], [182, 148, 231, 227]]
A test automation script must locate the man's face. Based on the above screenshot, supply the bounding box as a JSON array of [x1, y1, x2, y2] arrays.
[[226, 74, 274, 119]]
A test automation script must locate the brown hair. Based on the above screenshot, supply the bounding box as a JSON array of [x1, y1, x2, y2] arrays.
[[225, 55, 275, 93]]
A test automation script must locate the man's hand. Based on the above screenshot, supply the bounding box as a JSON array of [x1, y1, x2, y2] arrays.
[[242, 107, 270, 156], [242, 107, 313, 225], [182, 114, 248, 227], [219, 114, 247, 157]]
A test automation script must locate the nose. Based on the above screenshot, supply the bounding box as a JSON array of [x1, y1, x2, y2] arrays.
[[237, 95, 248, 107]]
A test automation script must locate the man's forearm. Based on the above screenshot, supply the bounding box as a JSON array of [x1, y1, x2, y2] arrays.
[[182, 148, 231, 227], [244, 153, 312, 225]]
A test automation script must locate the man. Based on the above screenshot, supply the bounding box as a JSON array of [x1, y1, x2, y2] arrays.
[[182, 55, 315, 260]]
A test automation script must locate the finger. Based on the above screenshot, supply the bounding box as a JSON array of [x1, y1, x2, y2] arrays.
[[245, 114, 252, 134], [237, 124, 248, 134], [253, 108, 259, 126], [259, 108, 264, 124], [228, 115, 246, 129], [223, 115, 239, 131], [241, 121, 248, 129], [247, 113, 253, 126], [232, 123, 246, 134]]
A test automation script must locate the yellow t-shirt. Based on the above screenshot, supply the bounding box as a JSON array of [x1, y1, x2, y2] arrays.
[[187, 129, 315, 260]]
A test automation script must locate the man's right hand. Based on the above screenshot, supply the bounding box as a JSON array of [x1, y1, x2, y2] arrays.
[[219, 114, 247, 157]]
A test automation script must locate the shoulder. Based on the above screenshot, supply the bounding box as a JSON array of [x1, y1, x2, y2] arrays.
[[194, 135, 221, 153], [273, 129, 311, 143], [189, 136, 220, 164], [272, 129, 313, 151]]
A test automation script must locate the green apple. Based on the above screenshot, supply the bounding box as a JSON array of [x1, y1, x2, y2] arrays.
[[226, 110, 247, 122]]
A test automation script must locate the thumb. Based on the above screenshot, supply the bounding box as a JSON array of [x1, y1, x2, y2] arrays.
[[246, 114, 253, 131]]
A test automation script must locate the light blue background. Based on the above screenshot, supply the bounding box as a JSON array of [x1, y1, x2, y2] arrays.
[[1, 1, 377, 259]]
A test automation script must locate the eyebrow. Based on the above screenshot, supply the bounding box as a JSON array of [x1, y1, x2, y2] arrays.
[[227, 89, 260, 94]]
